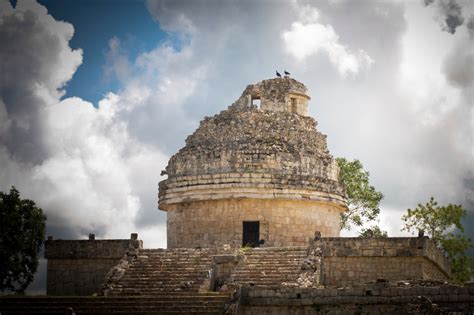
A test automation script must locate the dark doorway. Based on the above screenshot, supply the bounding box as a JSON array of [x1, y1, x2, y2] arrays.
[[243, 221, 260, 247]]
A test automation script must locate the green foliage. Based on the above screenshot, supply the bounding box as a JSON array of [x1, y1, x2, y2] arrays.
[[401, 197, 473, 284], [440, 234, 474, 284], [239, 244, 252, 254], [402, 197, 466, 243], [336, 158, 384, 230], [0, 186, 47, 294], [358, 225, 388, 238]]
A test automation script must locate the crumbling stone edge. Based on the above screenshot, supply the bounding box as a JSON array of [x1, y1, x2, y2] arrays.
[[99, 234, 141, 296]]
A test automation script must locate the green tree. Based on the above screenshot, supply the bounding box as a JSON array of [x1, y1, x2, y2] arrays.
[[358, 225, 388, 238], [0, 186, 47, 294], [401, 197, 474, 284], [336, 158, 384, 230]]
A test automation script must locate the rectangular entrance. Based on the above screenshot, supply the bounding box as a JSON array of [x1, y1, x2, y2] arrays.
[[242, 221, 260, 247]]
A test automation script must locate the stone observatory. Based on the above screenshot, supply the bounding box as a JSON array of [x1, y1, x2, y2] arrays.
[[28, 77, 461, 314], [159, 77, 347, 248]]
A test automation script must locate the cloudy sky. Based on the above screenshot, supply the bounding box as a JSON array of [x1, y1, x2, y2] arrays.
[[0, 0, 473, 292]]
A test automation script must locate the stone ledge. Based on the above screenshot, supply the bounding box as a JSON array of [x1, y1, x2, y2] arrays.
[[45, 234, 142, 259], [159, 186, 347, 210], [241, 283, 473, 304]]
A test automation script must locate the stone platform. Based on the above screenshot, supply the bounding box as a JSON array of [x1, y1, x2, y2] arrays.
[[3, 236, 472, 314], [0, 292, 231, 314]]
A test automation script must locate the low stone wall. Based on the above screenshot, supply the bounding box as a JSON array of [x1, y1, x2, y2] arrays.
[[44, 233, 142, 296], [318, 237, 451, 286], [45, 258, 121, 296], [240, 283, 474, 314]]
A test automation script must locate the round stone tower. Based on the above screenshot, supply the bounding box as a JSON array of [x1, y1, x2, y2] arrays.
[[159, 77, 347, 248]]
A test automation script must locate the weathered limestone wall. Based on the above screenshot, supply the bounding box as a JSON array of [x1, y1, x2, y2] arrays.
[[161, 109, 341, 181], [230, 77, 310, 116], [167, 199, 344, 248], [287, 93, 309, 116], [324, 257, 426, 286], [44, 234, 142, 296], [319, 237, 450, 286], [46, 258, 120, 296], [240, 284, 474, 315]]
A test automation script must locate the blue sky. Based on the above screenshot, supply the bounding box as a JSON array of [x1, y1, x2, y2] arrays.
[[38, 0, 167, 104]]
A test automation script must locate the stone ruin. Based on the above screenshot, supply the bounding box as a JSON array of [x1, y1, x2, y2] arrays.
[[2, 77, 472, 314], [160, 77, 346, 249]]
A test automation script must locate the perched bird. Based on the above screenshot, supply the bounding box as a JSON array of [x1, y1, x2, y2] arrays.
[[276, 71, 282, 77], [284, 70, 290, 76]]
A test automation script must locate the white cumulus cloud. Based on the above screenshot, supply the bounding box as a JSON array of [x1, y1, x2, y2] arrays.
[[0, 0, 168, 245], [282, 2, 373, 77]]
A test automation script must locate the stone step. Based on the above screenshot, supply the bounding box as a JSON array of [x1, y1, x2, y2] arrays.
[[240, 257, 306, 261], [125, 268, 210, 271], [112, 288, 201, 291], [127, 267, 211, 271], [242, 253, 307, 256], [124, 271, 210, 275], [234, 270, 300, 274], [118, 277, 208, 282], [242, 258, 305, 261], [126, 270, 210, 273], [242, 255, 307, 258], [242, 260, 304, 262], [120, 278, 204, 286], [242, 255, 306, 258], [233, 271, 300, 276], [230, 247, 307, 287], [115, 284, 204, 289], [234, 273, 299, 277], [235, 266, 300, 269], [109, 284, 205, 293], [236, 262, 303, 266], [234, 279, 298, 283], [0, 307, 223, 315], [0, 294, 231, 315], [245, 252, 305, 254], [233, 270, 299, 274], [131, 260, 211, 262], [138, 257, 214, 260], [120, 276, 206, 281], [115, 286, 202, 291], [121, 274, 208, 278], [103, 248, 217, 295], [119, 276, 206, 281], [2, 301, 227, 307]]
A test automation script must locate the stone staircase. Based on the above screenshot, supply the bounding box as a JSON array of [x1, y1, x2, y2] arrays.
[[102, 248, 221, 296], [1, 247, 314, 314], [231, 247, 307, 287], [0, 293, 231, 314]]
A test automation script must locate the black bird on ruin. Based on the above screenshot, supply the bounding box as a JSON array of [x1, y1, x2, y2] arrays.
[[276, 71, 282, 77], [284, 70, 290, 76]]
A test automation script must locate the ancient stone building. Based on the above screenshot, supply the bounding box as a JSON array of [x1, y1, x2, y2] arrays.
[[4, 77, 472, 314], [159, 77, 347, 249]]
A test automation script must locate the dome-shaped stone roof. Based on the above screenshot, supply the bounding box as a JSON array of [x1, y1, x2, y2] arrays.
[[159, 78, 346, 209]]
